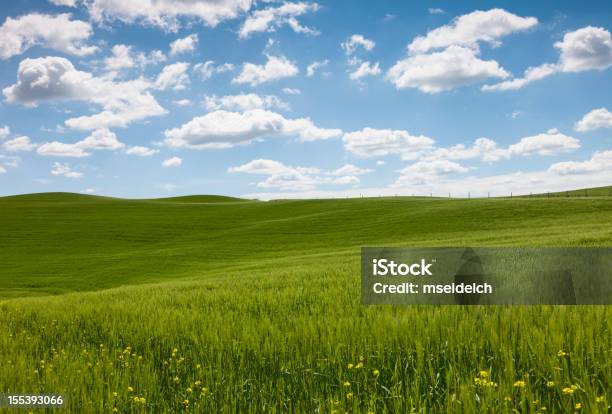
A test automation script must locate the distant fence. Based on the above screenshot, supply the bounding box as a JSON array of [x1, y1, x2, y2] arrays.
[[355, 186, 612, 199]]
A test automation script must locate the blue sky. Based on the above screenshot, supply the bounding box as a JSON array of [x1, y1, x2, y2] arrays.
[[0, 0, 611, 199]]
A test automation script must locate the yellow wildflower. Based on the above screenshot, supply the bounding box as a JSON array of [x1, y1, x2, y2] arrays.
[[513, 380, 526, 388], [479, 370, 489, 378], [127, 386, 134, 392], [575, 403, 582, 409], [347, 363, 354, 369], [546, 381, 555, 388], [343, 381, 351, 387], [372, 369, 380, 377], [557, 350, 567, 357], [346, 393, 353, 400], [355, 362, 364, 369], [595, 396, 605, 403], [562, 387, 575, 395]]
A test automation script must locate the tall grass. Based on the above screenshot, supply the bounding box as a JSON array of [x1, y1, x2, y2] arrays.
[[0, 193, 610, 412]]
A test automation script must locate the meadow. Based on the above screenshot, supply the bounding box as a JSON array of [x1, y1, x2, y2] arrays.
[[0, 192, 610, 413]]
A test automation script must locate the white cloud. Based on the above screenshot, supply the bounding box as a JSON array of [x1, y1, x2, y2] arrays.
[[507, 128, 580, 156], [233, 54, 298, 86], [49, 0, 77, 6], [86, 0, 252, 30], [173, 99, 192, 106], [306, 59, 328, 77], [282, 87, 301, 95], [194, 61, 235, 79], [428, 8, 445, 15], [204, 93, 288, 111], [163, 109, 341, 149], [105, 44, 135, 70], [239, 2, 320, 38], [229, 159, 360, 191], [328, 164, 373, 176], [575, 107, 612, 131], [0, 13, 97, 59], [556, 26, 612, 72], [104, 45, 165, 71], [484, 27, 612, 91], [481, 63, 557, 91], [349, 61, 381, 81], [81, 188, 96, 194], [170, 34, 198, 55], [155, 62, 190, 90], [395, 159, 469, 186], [125, 146, 159, 156], [51, 162, 82, 178], [341, 34, 375, 55], [162, 156, 182, 167], [387, 45, 509, 93], [549, 150, 612, 175], [3, 136, 37, 152], [425, 137, 507, 162], [0, 125, 10, 139], [37, 128, 125, 157], [0, 165, 5, 174], [408, 9, 537, 54], [343, 127, 435, 159], [3, 56, 167, 130]]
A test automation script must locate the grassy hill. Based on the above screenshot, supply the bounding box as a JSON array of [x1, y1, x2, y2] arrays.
[[0, 193, 610, 412]]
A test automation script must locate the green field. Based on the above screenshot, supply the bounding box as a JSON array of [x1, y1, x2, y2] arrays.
[[0, 192, 610, 413]]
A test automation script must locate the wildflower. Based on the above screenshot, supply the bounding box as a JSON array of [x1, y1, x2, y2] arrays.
[[127, 386, 134, 392], [372, 369, 380, 377], [504, 396, 512, 402], [513, 380, 526, 388], [575, 403, 582, 409], [182, 399, 189, 406], [541, 406, 547, 411], [112, 392, 118, 398], [173, 376, 180, 383], [562, 387, 575, 395], [571, 384, 578, 391], [196, 364, 201, 369], [359, 355, 364, 362], [557, 350, 567, 357], [186, 388, 193, 394], [595, 396, 605, 403], [113, 409, 118, 413], [355, 362, 364, 369], [479, 370, 489, 378], [343, 381, 351, 387], [347, 363, 354, 369], [194, 380, 202, 387], [546, 381, 555, 388], [202, 387, 209, 394], [346, 393, 353, 400]]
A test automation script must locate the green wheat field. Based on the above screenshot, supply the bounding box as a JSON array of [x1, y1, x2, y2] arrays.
[[0, 190, 610, 413]]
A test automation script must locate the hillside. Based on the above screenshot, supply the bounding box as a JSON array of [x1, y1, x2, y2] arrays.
[[1, 192, 611, 298]]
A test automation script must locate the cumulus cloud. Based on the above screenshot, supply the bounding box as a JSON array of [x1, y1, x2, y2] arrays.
[[86, 0, 252, 30], [49, 0, 77, 6], [425, 137, 508, 162], [574, 107, 612, 131], [3, 56, 167, 130], [163, 109, 341, 149], [408, 8, 537, 54], [506, 128, 580, 156], [395, 159, 469, 186], [37, 128, 125, 157], [204, 93, 289, 111], [194, 61, 235, 80], [349, 61, 381, 81], [428, 8, 445, 15], [170, 34, 198, 55], [155, 62, 190, 90], [328, 164, 373, 176], [239, 2, 319, 38], [306, 59, 328, 77], [342, 128, 435, 158], [549, 150, 612, 175], [104, 44, 166, 71], [387, 45, 509, 93], [484, 26, 612, 91], [282, 88, 300, 95], [229, 159, 360, 191], [125, 146, 159, 156], [233, 54, 298, 86], [0, 125, 10, 139], [3, 136, 37, 152], [0, 13, 97, 60], [51, 162, 82, 178], [341, 34, 375, 55], [162, 156, 182, 167]]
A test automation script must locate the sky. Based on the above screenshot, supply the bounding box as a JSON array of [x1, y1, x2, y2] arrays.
[[0, 0, 611, 199]]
